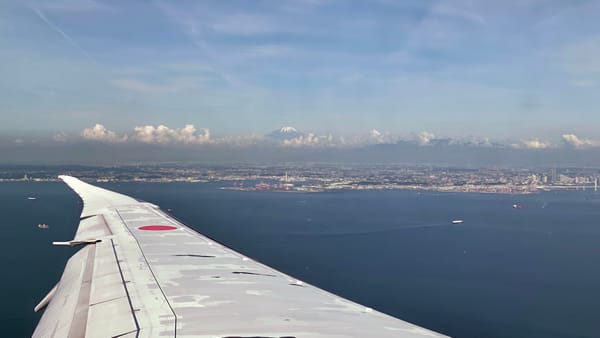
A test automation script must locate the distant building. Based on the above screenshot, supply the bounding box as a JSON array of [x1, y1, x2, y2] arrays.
[[559, 174, 574, 184]]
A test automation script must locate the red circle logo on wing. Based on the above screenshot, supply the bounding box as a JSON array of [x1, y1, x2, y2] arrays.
[[138, 225, 178, 231]]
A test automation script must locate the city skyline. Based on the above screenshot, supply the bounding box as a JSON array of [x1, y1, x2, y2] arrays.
[[2, 0, 600, 143]]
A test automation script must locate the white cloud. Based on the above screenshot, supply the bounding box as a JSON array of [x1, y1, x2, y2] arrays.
[[132, 124, 211, 144], [416, 131, 436, 145], [78, 124, 600, 151], [514, 138, 552, 149], [280, 129, 399, 147], [367, 129, 399, 145], [277, 129, 492, 148], [282, 133, 332, 147], [81, 124, 126, 143], [81, 123, 210, 144], [562, 133, 600, 149]]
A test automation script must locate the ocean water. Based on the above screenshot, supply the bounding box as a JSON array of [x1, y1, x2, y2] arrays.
[[2, 181, 600, 338]]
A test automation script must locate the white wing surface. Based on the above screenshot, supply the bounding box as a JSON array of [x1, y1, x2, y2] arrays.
[[33, 175, 449, 338]]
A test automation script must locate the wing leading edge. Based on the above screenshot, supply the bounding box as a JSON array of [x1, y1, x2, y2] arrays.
[[33, 176, 449, 338]]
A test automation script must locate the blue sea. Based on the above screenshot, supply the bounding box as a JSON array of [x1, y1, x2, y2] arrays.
[[2, 181, 600, 338]]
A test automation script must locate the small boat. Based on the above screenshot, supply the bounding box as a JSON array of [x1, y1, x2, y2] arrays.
[[27, 197, 37, 200], [37, 223, 49, 229], [513, 204, 524, 209], [451, 220, 464, 224]]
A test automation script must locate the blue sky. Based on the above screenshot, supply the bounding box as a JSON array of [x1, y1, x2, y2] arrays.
[[1, 0, 600, 145]]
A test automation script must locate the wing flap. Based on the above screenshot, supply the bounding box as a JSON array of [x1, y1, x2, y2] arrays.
[[34, 238, 139, 337], [74, 215, 112, 242], [86, 297, 137, 338], [33, 246, 92, 337]]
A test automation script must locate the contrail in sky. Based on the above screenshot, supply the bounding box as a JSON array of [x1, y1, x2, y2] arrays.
[[30, 5, 92, 59]]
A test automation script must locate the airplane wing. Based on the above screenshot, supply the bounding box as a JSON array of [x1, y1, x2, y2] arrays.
[[33, 175, 449, 338]]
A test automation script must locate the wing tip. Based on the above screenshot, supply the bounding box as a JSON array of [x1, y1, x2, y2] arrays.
[[59, 175, 82, 186]]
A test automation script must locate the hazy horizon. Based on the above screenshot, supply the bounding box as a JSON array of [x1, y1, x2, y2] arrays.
[[3, 0, 600, 166], [3, 137, 600, 167]]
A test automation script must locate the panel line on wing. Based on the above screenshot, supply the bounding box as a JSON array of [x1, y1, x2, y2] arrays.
[[110, 238, 141, 338], [67, 243, 96, 338], [115, 208, 178, 338]]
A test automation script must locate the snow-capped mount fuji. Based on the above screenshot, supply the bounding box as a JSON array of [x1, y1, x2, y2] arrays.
[[267, 126, 303, 141]]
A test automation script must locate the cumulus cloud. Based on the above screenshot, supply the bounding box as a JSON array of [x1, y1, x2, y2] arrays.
[[282, 133, 333, 147], [562, 134, 600, 149], [81, 124, 126, 143], [416, 131, 436, 145], [278, 128, 497, 148], [81, 123, 211, 144], [514, 138, 553, 149], [78, 124, 600, 152], [369, 129, 386, 144], [367, 129, 399, 145], [132, 124, 210, 144]]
